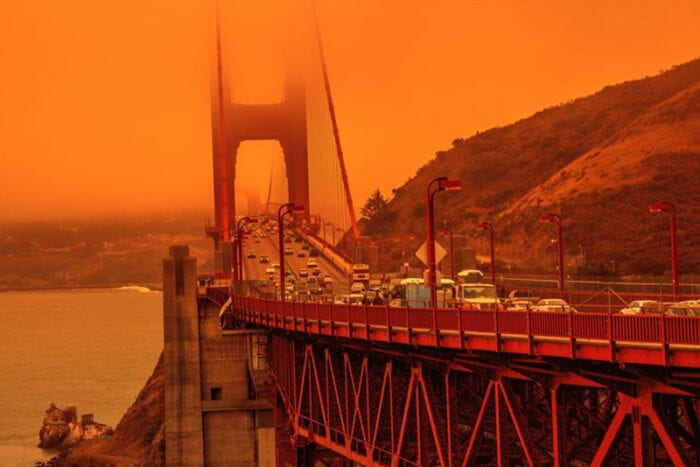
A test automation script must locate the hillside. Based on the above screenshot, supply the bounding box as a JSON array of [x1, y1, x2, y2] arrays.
[[57, 354, 164, 466], [0, 214, 213, 290], [364, 59, 700, 276]]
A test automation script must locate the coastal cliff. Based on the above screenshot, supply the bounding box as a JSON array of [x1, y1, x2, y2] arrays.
[[56, 353, 165, 466]]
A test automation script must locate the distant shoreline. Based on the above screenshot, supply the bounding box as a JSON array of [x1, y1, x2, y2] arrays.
[[0, 283, 163, 293]]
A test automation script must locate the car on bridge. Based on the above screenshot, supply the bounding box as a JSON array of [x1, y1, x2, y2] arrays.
[[619, 300, 663, 315], [284, 246, 293, 255], [533, 298, 578, 313], [665, 302, 700, 316], [350, 282, 366, 293], [456, 283, 499, 310], [297, 250, 306, 257], [505, 299, 533, 311], [307, 259, 318, 268], [247, 251, 256, 259], [259, 255, 269, 264], [299, 268, 308, 277], [334, 294, 364, 305], [312, 268, 321, 276]]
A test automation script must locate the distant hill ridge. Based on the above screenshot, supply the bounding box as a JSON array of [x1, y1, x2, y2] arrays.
[[366, 58, 700, 275]]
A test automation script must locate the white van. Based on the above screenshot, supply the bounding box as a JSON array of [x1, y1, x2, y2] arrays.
[[457, 269, 484, 283]]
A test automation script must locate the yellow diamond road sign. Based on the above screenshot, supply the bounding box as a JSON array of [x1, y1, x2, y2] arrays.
[[415, 240, 447, 266]]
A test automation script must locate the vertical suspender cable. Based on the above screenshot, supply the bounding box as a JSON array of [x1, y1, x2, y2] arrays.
[[213, 1, 231, 240], [264, 167, 273, 215], [311, 0, 360, 239]]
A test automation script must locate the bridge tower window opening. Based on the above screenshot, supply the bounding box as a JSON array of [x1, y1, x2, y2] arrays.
[[210, 387, 222, 401], [234, 141, 288, 216]]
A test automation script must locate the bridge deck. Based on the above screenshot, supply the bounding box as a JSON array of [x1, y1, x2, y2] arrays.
[[226, 294, 700, 369]]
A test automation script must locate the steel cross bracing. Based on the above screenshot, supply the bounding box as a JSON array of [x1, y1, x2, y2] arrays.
[[208, 290, 700, 466]]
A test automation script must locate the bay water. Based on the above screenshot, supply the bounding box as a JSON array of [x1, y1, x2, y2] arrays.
[[0, 288, 163, 466]]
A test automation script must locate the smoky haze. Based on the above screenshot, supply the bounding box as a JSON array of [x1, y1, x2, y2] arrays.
[[1, 0, 699, 222]]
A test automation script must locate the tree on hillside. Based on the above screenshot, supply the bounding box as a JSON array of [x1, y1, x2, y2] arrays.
[[360, 189, 388, 222]]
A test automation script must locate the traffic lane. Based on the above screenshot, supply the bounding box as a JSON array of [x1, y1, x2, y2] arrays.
[[241, 232, 350, 294], [242, 233, 309, 289], [241, 234, 278, 282], [263, 235, 349, 292], [283, 243, 349, 291]]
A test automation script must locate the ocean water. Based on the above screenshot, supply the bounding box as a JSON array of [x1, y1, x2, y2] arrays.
[[0, 288, 163, 466]]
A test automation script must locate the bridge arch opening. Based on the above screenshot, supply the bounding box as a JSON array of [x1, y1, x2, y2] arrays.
[[234, 140, 288, 216]]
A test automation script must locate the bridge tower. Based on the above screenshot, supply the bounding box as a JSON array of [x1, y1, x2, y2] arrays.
[[209, 7, 310, 274]]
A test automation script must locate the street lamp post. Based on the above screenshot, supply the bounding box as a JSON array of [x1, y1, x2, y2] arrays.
[[438, 227, 455, 281], [371, 239, 386, 283], [235, 216, 258, 281], [278, 203, 304, 302], [539, 213, 564, 293], [395, 233, 418, 278], [319, 217, 326, 243], [475, 222, 496, 286], [648, 201, 678, 299], [426, 177, 462, 309], [323, 222, 335, 245]]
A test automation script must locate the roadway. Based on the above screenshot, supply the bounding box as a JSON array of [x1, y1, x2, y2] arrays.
[[241, 226, 351, 299]]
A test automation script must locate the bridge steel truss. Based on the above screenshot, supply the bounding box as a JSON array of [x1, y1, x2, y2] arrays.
[[222, 294, 700, 466]]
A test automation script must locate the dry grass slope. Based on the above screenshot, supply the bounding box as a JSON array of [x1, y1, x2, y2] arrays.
[[367, 59, 700, 275]]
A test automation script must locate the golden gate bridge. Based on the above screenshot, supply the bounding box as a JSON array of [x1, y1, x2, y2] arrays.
[[170, 2, 700, 466]]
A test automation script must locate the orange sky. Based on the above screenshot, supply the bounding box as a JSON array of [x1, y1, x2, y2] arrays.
[[1, 0, 699, 222]]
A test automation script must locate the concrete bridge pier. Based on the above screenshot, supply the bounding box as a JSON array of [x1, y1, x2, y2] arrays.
[[164, 245, 275, 466]]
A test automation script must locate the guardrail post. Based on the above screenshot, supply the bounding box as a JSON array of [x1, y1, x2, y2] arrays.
[[568, 311, 575, 359], [365, 305, 370, 340], [660, 314, 669, 366], [386, 305, 392, 344], [273, 301, 278, 328], [607, 311, 615, 362], [348, 303, 352, 338], [330, 303, 336, 337], [301, 302, 307, 334], [433, 306, 440, 347], [457, 306, 465, 350], [316, 301, 321, 334], [526, 307, 533, 355], [494, 308, 501, 352]]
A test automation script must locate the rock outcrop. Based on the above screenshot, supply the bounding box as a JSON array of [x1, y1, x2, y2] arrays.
[[39, 404, 113, 450], [55, 353, 165, 466]]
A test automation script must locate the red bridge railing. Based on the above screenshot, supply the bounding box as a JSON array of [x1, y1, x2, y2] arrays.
[[230, 295, 700, 368]]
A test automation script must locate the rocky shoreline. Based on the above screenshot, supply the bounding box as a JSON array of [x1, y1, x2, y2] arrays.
[[38, 404, 114, 450], [34, 354, 165, 466]]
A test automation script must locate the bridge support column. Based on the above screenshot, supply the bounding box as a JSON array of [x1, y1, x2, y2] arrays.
[[463, 376, 534, 467], [218, 240, 233, 277], [164, 246, 275, 466], [164, 245, 205, 466], [591, 386, 688, 466]]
